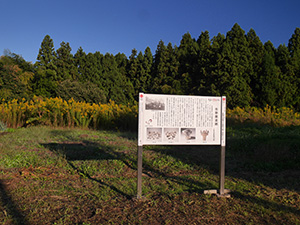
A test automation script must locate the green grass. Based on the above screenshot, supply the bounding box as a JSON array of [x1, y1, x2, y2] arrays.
[[0, 124, 299, 224]]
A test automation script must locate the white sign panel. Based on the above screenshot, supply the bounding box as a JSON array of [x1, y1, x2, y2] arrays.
[[138, 93, 226, 146]]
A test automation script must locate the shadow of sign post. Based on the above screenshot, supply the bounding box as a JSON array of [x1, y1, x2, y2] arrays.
[[137, 93, 230, 199]]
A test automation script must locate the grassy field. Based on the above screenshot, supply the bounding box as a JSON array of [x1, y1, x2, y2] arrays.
[[0, 123, 299, 224]]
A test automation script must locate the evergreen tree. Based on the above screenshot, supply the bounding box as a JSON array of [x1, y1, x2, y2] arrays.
[[195, 31, 212, 95], [177, 32, 199, 94], [288, 28, 300, 109], [151, 40, 168, 93], [288, 28, 300, 63], [33, 35, 57, 97], [55, 41, 77, 81], [101, 53, 132, 103], [84, 52, 104, 91], [163, 43, 181, 94], [35, 35, 57, 71], [115, 52, 128, 78], [143, 47, 153, 93], [114, 52, 135, 102], [136, 51, 147, 93], [208, 33, 226, 97], [259, 41, 281, 106], [275, 44, 298, 107], [74, 47, 87, 82], [127, 49, 139, 96], [246, 28, 265, 106]]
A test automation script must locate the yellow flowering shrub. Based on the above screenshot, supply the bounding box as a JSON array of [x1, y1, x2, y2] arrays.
[[0, 97, 138, 131], [227, 105, 300, 127], [2, 97, 299, 130]]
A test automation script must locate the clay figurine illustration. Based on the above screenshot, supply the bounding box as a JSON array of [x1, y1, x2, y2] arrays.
[[165, 131, 177, 140], [200, 130, 209, 141], [181, 128, 195, 140], [147, 131, 161, 140]]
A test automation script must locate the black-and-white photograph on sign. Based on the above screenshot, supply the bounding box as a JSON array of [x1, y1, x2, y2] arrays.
[[145, 96, 165, 110], [138, 93, 226, 146]]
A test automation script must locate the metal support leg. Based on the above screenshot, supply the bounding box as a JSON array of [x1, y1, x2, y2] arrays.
[[219, 146, 225, 195], [204, 146, 230, 197], [137, 146, 143, 199]]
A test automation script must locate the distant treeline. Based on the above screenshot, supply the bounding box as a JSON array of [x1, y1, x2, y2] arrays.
[[1, 23, 300, 109]]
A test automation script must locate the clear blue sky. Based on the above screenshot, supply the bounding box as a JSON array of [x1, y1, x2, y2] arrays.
[[1, 0, 299, 63]]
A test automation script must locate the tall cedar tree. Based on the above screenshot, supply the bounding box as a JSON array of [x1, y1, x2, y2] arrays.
[[55, 41, 77, 81], [151, 40, 168, 93], [142, 47, 153, 94], [164, 43, 181, 94], [128, 49, 140, 97], [126, 46, 154, 97], [151, 41, 181, 94], [288, 28, 300, 109], [178, 33, 199, 94], [101, 53, 131, 103], [136, 51, 151, 95], [246, 28, 265, 106], [74, 47, 87, 82], [208, 33, 226, 97], [275, 44, 298, 107], [34, 35, 57, 97], [84, 52, 104, 91], [259, 41, 282, 106], [115, 52, 135, 102], [195, 31, 212, 95]]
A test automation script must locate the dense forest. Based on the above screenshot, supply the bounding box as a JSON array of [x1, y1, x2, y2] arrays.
[[1, 23, 300, 109]]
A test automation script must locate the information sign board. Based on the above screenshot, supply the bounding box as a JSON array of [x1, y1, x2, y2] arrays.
[[138, 93, 225, 146]]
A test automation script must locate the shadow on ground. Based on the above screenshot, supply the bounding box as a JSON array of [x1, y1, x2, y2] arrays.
[[0, 180, 29, 225]]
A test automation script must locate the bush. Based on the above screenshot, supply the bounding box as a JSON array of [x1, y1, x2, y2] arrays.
[[0, 97, 138, 131], [56, 79, 107, 104], [227, 105, 300, 127]]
